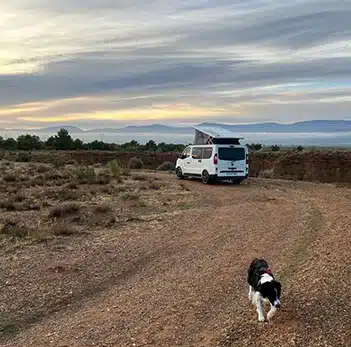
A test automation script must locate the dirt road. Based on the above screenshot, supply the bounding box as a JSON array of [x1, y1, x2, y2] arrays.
[[1, 176, 350, 347]]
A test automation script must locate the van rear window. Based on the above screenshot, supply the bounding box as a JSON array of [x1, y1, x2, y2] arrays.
[[218, 148, 245, 161]]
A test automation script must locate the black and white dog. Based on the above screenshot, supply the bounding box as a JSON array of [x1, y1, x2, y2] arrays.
[[247, 258, 282, 322]]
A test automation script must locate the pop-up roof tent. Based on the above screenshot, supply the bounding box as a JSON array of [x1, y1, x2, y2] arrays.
[[193, 125, 244, 145]]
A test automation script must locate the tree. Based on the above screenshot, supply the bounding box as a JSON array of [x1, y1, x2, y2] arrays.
[[271, 145, 280, 152], [17, 134, 43, 150], [45, 128, 74, 150], [144, 140, 157, 152], [3, 138, 17, 150], [73, 138, 84, 150]]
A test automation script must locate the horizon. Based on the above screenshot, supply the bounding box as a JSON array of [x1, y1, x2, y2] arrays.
[[1, 1, 351, 128], [3, 119, 351, 132]]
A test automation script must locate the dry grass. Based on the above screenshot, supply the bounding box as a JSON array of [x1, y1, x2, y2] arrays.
[[49, 203, 80, 218]]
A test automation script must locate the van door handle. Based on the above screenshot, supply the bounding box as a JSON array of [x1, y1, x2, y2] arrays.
[[198, 159, 202, 163]]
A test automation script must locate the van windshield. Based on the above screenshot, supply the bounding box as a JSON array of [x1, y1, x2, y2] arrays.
[[218, 148, 245, 161]]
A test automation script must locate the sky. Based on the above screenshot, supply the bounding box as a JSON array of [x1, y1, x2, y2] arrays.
[[1, 0, 351, 129]]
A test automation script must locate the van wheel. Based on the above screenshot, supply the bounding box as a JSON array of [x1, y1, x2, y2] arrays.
[[176, 167, 184, 180], [202, 170, 211, 184]]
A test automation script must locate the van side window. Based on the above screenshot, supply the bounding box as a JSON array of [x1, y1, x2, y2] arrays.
[[202, 147, 213, 159], [191, 147, 202, 159], [181, 147, 191, 158]]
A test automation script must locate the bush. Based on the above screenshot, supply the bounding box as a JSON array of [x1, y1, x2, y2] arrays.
[[296, 145, 304, 152], [49, 203, 80, 218], [75, 166, 96, 183], [51, 223, 75, 236], [271, 145, 280, 152], [157, 162, 175, 171], [0, 221, 30, 239], [16, 152, 31, 162], [132, 174, 148, 181], [94, 203, 112, 213], [120, 191, 140, 201], [2, 174, 17, 182], [108, 160, 121, 178], [259, 169, 275, 178], [128, 157, 144, 169]]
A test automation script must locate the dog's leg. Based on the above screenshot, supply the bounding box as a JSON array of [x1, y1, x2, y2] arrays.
[[248, 285, 253, 301], [254, 292, 265, 322], [267, 304, 277, 320]]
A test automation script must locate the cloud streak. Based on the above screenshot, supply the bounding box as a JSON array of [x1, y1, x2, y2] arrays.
[[0, 0, 350, 128]]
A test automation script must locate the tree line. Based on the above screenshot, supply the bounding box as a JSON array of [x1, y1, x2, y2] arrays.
[[0, 129, 186, 153]]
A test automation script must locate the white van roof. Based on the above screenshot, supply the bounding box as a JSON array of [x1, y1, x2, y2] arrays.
[[193, 125, 244, 140]]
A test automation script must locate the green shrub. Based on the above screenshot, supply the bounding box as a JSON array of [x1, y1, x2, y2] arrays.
[[75, 166, 96, 183], [108, 160, 121, 177], [16, 152, 31, 162], [128, 157, 144, 169]]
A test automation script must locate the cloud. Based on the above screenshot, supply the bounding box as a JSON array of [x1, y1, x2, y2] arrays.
[[0, 0, 350, 128]]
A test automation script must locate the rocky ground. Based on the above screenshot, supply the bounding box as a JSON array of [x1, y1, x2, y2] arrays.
[[0, 161, 350, 347]]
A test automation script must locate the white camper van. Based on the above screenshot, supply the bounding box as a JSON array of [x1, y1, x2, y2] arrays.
[[175, 125, 249, 184]]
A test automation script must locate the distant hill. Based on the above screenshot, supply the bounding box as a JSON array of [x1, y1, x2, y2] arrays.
[[37, 126, 85, 133], [8, 120, 351, 134], [198, 120, 351, 133], [88, 124, 193, 134]]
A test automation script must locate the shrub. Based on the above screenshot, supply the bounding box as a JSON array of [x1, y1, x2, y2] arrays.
[[149, 181, 161, 190], [2, 174, 17, 182], [296, 145, 304, 152], [75, 166, 96, 183], [120, 191, 140, 201], [0, 221, 30, 239], [157, 162, 175, 171], [108, 160, 121, 177], [128, 157, 144, 169], [51, 223, 75, 236], [132, 174, 148, 181], [16, 152, 31, 162], [37, 164, 50, 173], [49, 203, 80, 218], [271, 145, 280, 152], [94, 203, 112, 213], [259, 169, 275, 179]]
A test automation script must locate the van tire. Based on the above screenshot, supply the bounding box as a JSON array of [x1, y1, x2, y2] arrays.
[[202, 170, 212, 184], [176, 167, 184, 180]]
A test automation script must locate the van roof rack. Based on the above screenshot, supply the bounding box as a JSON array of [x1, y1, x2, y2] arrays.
[[193, 125, 244, 145]]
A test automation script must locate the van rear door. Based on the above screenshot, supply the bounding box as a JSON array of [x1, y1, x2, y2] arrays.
[[217, 146, 246, 177]]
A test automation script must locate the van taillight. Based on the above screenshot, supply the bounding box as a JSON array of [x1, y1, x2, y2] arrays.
[[214, 153, 218, 165], [246, 154, 248, 165]]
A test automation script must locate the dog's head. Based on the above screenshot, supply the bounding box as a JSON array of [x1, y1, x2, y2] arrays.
[[259, 280, 282, 309]]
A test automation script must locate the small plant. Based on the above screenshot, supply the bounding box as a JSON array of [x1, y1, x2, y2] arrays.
[[51, 222, 75, 236], [108, 160, 121, 177], [132, 174, 148, 181], [75, 166, 96, 183], [156, 162, 175, 171], [259, 169, 275, 179], [128, 157, 144, 169], [37, 164, 50, 173], [49, 202, 80, 218], [2, 174, 17, 182], [149, 181, 161, 190], [271, 145, 280, 152], [94, 203, 112, 213], [120, 191, 140, 201], [296, 145, 304, 152], [0, 221, 30, 239]]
